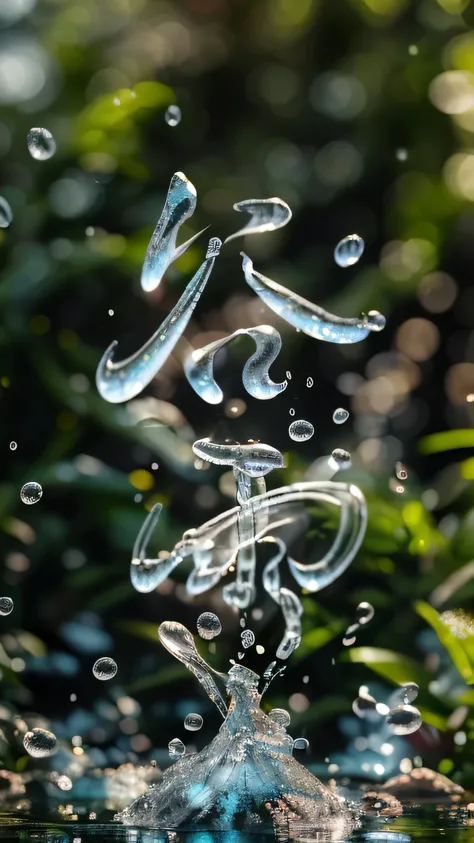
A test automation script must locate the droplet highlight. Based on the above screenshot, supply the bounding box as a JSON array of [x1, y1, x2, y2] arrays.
[[289, 419, 314, 442], [333, 408, 349, 425], [27, 127, 56, 161], [165, 105, 182, 127], [334, 234, 365, 268], [184, 713, 203, 731], [20, 481, 43, 505]]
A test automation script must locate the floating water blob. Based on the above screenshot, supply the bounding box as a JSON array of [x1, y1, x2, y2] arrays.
[[0, 597, 13, 616], [306, 377, 313, 387], [92, 657, 118, 680], [141, 172, 207, 293], [334, 235, 364, 268], [192, 438, 284, 478], [96, 238, 221, 403], [184, 325, 287, 404], [168, 737, 185, 756], [184, 713, 203, 731], [333, 408, 349, 425], [293, 737, 309, 750], [224, 197, 292, 244], [165, 105, 181, 127], [241, 254, 385, 344], [386, 705, 422, 736], [9, 442, 17, 451], [0, 196, 13, 228], [390, 682, 419, 706], [20, 481, 43, 505], [396, 462, 408, 480], [241, 629, 255, 648], [329, 449, 352, 471], [23, 727, 57, 757], [130, 503, 171, 594], [289, 419, 314, 442], [269, 708, 291, 728], [27, 127, 56, 161], [356, 601, 374, 625], [352, 693, 379, 720], [197, 612, 221, 640]]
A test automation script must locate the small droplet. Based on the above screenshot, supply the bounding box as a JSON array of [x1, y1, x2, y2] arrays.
[[293, 737, 309, 750], [20, 481, 43, 505], [92, 657, 118, 680], [366, 310, 386, 332], [396, 148, 408, 162], [352, 693, 379, 720], [289, 407, 295, 416], [165, 105, 181, 127], [184, 713, 203, 731], [27, 127, 56, 161], [0, 196, 13, 228], [342, 633, 357, 646], [241, 629, 255, 649], [286, 371, 292, 380], [306, 377, 313, 388], [168, 737, 185, 756], [334, 234, 364, 268], [197, 612, 221, 640], [329, 448, 351, 471], [9, 441, 17, 451], [357, 601, 374, 625], [256, 644, 265, 654], [0, 597, 13, 616], [391, 682, 419, 706], [386, 705, 422, 736], [23, 727, 57, 757], [289, 419, 314, 442], [57, 774, 72, 791], [333, 407, 349, 425], [396, 462, 408, 480], [269, 708, 291, 728], [108, 309, 114, 316]]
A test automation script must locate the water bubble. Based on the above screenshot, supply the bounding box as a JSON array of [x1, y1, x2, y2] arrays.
[[352, 693, 379, 720], [0, 196, 13, 228], [0, 597, 14, 616], [391, 682, 419, 706], [269, 708, 291, 728], [306, 377, 313, 388], [168, 737, 185, 756], [56, 774, 72, 790], [386, 705, 422, 736], [23, 727, 57, 757], [357, 601, 374, 625], [9, 441, 17, 451], [286, 371, 292, 380], [293, 737, 309, 750], [184, 713, 203, 731], [289, 419, 314, 442], [289, 408, 295, 416], [366, 310, 386, 332], [333, 407, 349, 425], [241, 629, 255, 649], [20, 481, 43, 505], [396, 148, 408, 161], [329, 448, 351, 470], [165, 105, 182, 127], [334, 234, 365, 268], [197, 612, 221, 640], [27, 127, 56, 161], [396, 462, 408, 480], [92, 657, 118, 680]]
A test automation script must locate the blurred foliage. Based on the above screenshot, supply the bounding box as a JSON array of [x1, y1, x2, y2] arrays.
[[1, 0, 474, 791]]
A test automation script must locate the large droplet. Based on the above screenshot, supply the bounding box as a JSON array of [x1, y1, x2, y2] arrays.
[[165, 105, 181, 127], [357, 601, 374, 625], [0, 196, 13, 228], [20, 481, 43, 505], [9, 441, 17, 451], [334, 234, 364, 268], [333, 408, 349, 425], [168, 737, 185, 757], [293, 737, 309, 750], [386, 705, 422, 736], [27, 127, 56, 161], [0, 597, 14, 616], [329, 448, 351, 470], [241, 629, 255, 649], [390, 682, 419, 706], [184, 713, 203, 731], [352, 692, 379, 720], [289, 419, 314, 442], [23, 727, 57, 757], [197, 612, 221, 640], [269, 708, 291, 728], [225, 197, 292, 244], [92, 657, 118, 680]]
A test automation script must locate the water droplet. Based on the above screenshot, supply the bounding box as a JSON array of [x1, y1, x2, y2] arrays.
[[197, 612, 222, 640], [27, 127, 56, 161], [357, 601, 374, 625], [396, 462, 408, 480], [184, 325, 287, 404], [23, 727, 57, 757], [333, 407, 349, 425], [352, 693, 379, 719], [286, 371, 292, 380], [20, 481, 43, 505], [269, 708, 291, 728], [396, 148, 408, 162], [334, 234, 365, 268], [342, 632, 357, 646], [0, 597, 13, 616], [386, 705, 422, 736], [184, 713, 203, 731], [306, 377, 313, 388], [168, 737, 185, 756], [225, 197, 292, 244], [92, 657, 118, 680], [289, 419, 314, 442], [0, 196, 13, 228], [256, 644, 265, 654], [192, 438, 284, 478], [329, 448, 351, 470], [242, 254, 384, 345], [289, 407, 295, 416], [293, 737, 309, 750], [108, 309, 114, 316], [241, 629, 255, 649], [165, 105, 182, 127], [390, 682, 419, 706], [57, 774, 72, 790], [9, 441, 17, 450]]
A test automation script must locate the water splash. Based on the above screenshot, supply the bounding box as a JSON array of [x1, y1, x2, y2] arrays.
[[184, 325, 287, 404], [261, 536, 302, 660], [140, 172, 206, 292], [96, 238, 221, 404], [192, 437, 284, 477], [224, 197, 292, 244], [241, 253, 385, 344]]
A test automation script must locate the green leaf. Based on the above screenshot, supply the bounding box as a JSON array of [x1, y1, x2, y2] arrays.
[[415, 600, 474, 685], [341, 646, 432, 686], [126, 663, 188, 693], [419, 429, 474, 455]]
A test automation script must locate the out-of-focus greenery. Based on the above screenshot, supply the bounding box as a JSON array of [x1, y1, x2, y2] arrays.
[[1, 0, 474, 789]]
